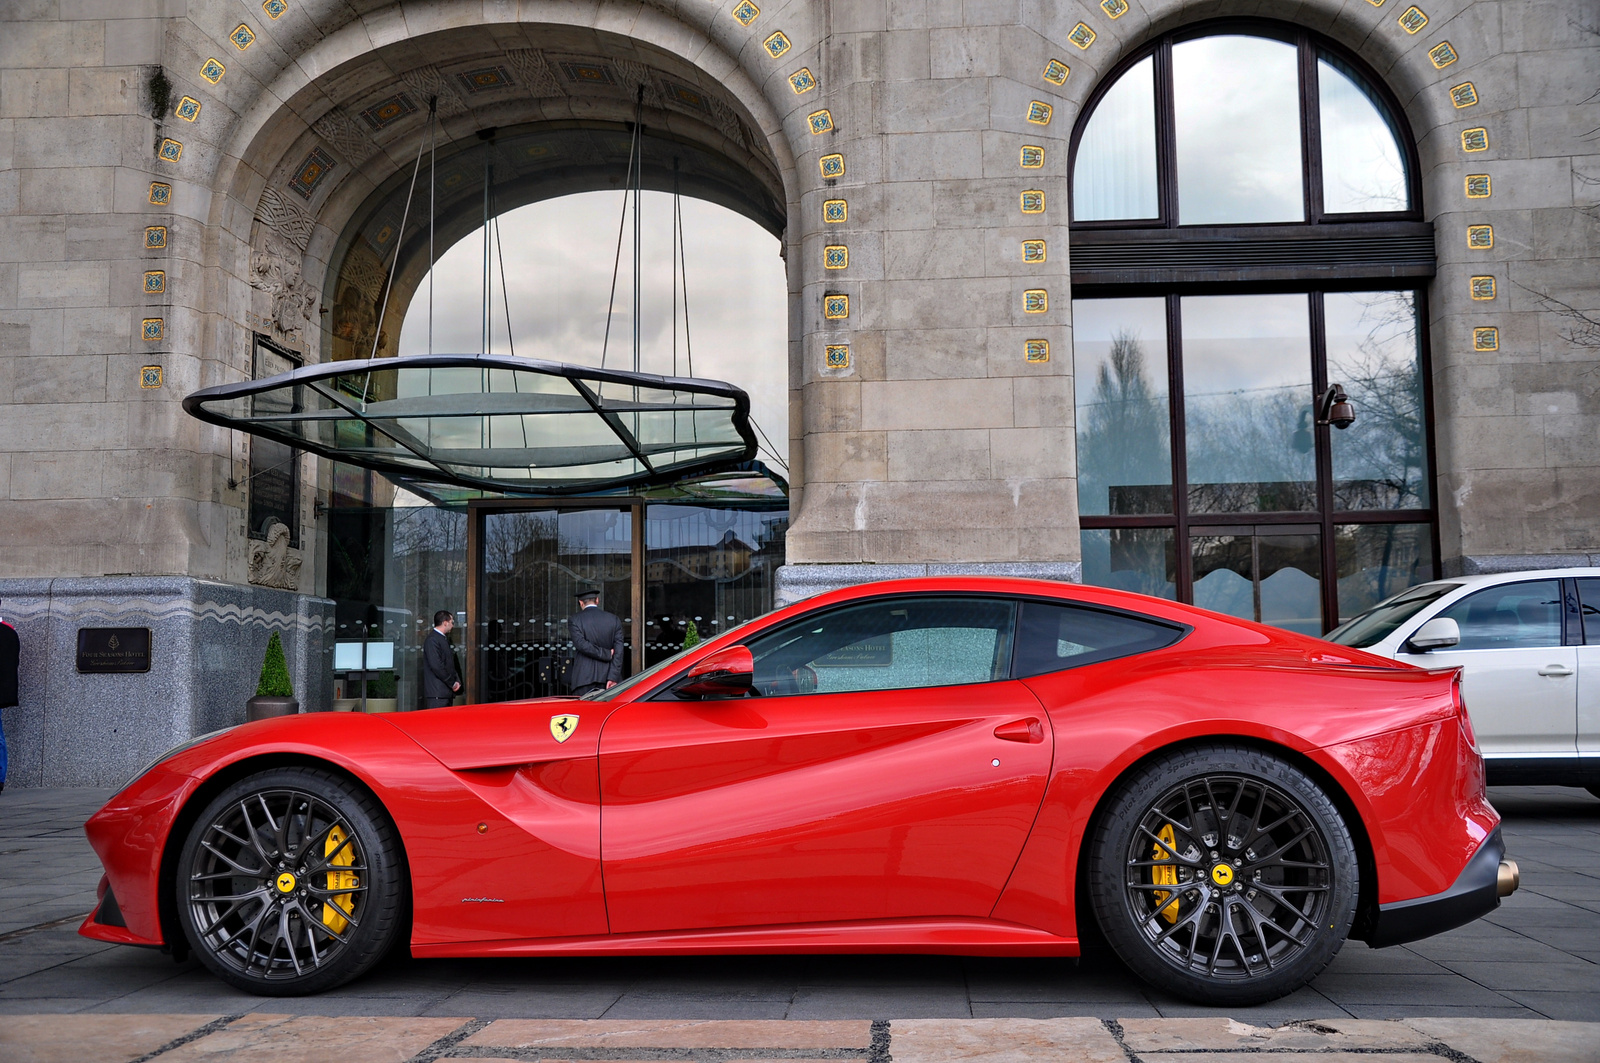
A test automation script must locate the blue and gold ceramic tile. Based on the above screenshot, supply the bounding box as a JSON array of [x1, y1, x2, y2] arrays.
[[140, 365, 163, 389], [823, 199, 847, 223], [144, 226, 167, 249], [360, 92, 417, 130], [1466, 224, 1493, 249], [1022, 239, 1046, 263], [1473, 326, 1498, 351], [819, 153, 845, 179], [558, 61, 616, 85], [764, 31, 791, 58], [141, 318, 164, 342], [174, 96, 200, 122], [458, 66, 513, 93], [1397, 6, 1427, 33], [1020, 145, 1044, 169], [1470, 276, 1496, 300], [1364, 0, 1386, 6], [789, 68, 816, 94], [824, 293, 849, 319], [1027, 100, 1053, 125], [262, 0, 286, 18], [1042, 58, 1069, 85], [231, 23, 255, 49], [1024, 339, 1050, 363], [288, 146, 337, 200], [1428, 41, 1457, 68], [1465, 173, 1491, 198], [1069, 22, 1096, 49], [158, 138, 183, 163], [1023, 289, 1048, 313], [1461, 127, 1488, 152], [1100, 0, 1128, 18], [1020, 189, 1045, 213], [200, 57, 225, 84], [807, 109, 834, 135], [1450, 82, 1478, 108], [732, 0, 759, 27], [147, 182, 171, 206], [825, 344, 850, 369], [824, 245, 849, 269], [143, 271, 165, 294]]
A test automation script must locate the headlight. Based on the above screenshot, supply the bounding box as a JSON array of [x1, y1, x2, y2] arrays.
[[123, 728, 232, 789]]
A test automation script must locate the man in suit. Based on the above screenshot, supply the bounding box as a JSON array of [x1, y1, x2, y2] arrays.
[[567, 588, 624, 696], [0, 604, 17, 793], [421, 610, 461, 710]]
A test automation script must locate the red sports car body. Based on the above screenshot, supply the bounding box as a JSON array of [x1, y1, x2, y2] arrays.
[[81, 577, 1514, 1004]]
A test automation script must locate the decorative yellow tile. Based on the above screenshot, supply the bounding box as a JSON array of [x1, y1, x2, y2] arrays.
[[147, 182, 171, 206], [732, 1, 759, 27], [825, 344, 850, 369], [200, 57, 225, 84], [1023, 289, 1048, 313], [1026, 100, 1053, 125], [1020, 189, 1045, 213], [231, 23, 255, 49], [359, 92, 417, 130], [824, 245, 848, 269], [1473, 326, 1498, 351], [1469, 276, 1496, 300], [143, 270, 165, 294], [1397, 6, 1427, 33], [1022, 239, 1047, 263], [824, 293, 849, 319], [1100, 0, 1128, 18], [789, 68, 816, 94], [140, 365, 163, 389], [1042, 58, 1069, 85], [1428, 41, 1458, 68], [1461, 127, 1489, 152], [141, 318, 164, 341], [1365, 0, 1387, 6], [1020, 144, 1045, 168], [1450, 82, 1478, 108], [823, 199, 847, 223], [1466, 224, 1493, 249], [262, 0, 287, 18], [157, 138, 183, 162], [807, 109, 834, 135], [144, 226, 167, 249], [1024, 339, 1050, 363], [174, 96, 200, 122], [763, 31, 791, 58], [1465, 173, 1491, 198], [1069, 22, 1096, 48], [819, 153, 845, 179], [288, 146, 337, 199]]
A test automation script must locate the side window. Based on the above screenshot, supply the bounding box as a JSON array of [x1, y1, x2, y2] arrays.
[[1012, 600, 1185, 678], [1577, 578, 1600, 644], [1437, 580, 1563, 651], [744, 597, 1016, 696]]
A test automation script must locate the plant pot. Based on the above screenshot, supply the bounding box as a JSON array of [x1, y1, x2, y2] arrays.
[[332, 698, 361, 712], [246, 695, 299, 721], [363, 698, 399, 714]]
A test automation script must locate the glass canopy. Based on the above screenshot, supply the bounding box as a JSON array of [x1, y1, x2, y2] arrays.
[[184, 355, 757, 495]]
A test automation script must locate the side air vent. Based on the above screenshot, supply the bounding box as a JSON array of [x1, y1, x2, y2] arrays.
[[1070, 223, 1436, 287]]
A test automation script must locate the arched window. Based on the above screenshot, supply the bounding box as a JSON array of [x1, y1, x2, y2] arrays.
[[1069, 23, 1435, 635]]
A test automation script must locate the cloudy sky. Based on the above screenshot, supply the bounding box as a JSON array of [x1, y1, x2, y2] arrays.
[[397, 190, 790, 468]]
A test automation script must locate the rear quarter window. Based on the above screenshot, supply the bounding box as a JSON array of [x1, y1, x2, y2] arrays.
[[1012, 600, 1186, 678]]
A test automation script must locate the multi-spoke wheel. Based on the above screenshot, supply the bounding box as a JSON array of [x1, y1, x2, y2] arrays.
[[1089, 745, 1358, 1005], [176, 767, 406, 995]]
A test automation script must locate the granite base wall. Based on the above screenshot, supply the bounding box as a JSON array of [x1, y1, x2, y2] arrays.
[[0, 577, 334, 788], [774, 562, 1083, 607]]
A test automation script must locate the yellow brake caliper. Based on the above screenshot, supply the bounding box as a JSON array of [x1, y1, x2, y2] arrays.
[[1151, 823, 1180, 923], [322, 825, 356, 933]]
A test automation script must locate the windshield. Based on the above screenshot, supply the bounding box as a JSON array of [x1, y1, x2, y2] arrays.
[[582, 612, 774, 702], [1324, 582, 1459, 648]]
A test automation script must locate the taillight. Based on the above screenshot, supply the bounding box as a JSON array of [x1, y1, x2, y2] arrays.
[[1455, 674, 1479, 750]]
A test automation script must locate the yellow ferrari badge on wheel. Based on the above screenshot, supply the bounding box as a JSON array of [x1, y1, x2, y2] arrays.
[[550, 714, 579, 743]]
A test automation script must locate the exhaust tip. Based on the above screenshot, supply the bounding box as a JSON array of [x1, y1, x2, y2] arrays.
[[1497, 859, 1520, 898]]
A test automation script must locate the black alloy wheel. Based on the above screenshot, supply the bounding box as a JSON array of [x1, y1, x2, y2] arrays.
[[1089, 744, 1358, 1005], [176, 766, 406, 995]]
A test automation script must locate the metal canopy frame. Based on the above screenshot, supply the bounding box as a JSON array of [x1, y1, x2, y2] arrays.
[[183, 354, 758, 496]]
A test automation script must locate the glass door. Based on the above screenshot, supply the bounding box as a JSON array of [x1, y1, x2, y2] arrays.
[[1191, 525, 1323, 635]]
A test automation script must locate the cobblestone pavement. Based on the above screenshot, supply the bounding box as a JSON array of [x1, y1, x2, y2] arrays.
[[0, 786, 1596, 1060]]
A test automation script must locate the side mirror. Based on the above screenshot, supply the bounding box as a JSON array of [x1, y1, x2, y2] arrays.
[[1405, 617, 1460, 653], [677, 645, 756, 699]]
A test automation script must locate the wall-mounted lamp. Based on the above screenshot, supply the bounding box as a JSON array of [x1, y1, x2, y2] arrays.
[[1316, 384, 1356, 430]]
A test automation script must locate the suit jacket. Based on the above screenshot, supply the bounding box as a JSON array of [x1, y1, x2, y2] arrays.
[[567, 606, 624, 687], [421, 629, 460, 700], [0, 621, 17, 709]]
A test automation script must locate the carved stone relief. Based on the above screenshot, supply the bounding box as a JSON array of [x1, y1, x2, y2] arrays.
[[248, 519, 303, 591]]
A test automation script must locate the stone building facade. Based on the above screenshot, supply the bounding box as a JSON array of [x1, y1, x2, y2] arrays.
[[0, 0, 1596, 784]]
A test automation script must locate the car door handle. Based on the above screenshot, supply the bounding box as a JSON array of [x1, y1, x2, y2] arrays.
[[1538, 665, 1574, 677], [995, 718, 1044, 743]]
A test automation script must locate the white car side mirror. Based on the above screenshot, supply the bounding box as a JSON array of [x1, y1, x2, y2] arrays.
[[1405, 617, 1461, 652]]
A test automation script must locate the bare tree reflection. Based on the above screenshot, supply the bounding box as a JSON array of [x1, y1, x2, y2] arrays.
[[1078, 330, 1171, 515]]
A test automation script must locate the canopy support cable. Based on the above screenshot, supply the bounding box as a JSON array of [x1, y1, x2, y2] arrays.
[[361, 95, 434, 403]]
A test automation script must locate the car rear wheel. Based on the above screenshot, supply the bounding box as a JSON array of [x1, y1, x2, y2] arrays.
[[1088, 744, 1358, 1006], [176, 766, 406, 995]]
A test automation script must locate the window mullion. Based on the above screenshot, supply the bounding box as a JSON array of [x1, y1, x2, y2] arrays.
[[1156, 38, 1178, 227], [1310, 291, 1339, 630], [1300, 34, 1324, 223], [1167, 293, 1191, 602]]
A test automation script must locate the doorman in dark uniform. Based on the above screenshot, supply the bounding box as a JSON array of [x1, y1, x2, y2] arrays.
[[421, 610, 461, 710], [0, 606, 17, 793], [567, 588, 624, 696]]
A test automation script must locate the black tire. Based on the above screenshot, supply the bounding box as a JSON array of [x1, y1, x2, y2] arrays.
[[176, 766, 406, 995], [1088, 744, 1358, 1006]]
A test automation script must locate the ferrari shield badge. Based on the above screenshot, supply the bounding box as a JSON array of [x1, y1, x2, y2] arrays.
[[550, 713, 579, 743]]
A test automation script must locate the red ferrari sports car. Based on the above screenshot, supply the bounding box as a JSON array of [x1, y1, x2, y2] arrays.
[[81, 577, 1517, 1005]]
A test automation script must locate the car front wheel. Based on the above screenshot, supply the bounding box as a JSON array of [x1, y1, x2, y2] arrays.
[[1088, 744, 1359, 1005]]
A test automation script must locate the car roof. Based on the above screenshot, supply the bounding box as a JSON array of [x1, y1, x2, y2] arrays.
[[1422, 567, 1600, 590]]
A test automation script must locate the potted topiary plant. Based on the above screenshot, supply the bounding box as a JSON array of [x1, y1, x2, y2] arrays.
[[682, 620, 701, 650], [246, 630, 298, 721]]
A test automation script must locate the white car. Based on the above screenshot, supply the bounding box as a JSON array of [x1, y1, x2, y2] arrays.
[[1325, 568, 1600, 797]]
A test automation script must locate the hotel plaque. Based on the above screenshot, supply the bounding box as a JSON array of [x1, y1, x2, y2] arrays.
[[76, 627, 152, 674]]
